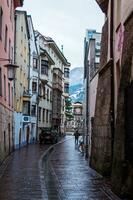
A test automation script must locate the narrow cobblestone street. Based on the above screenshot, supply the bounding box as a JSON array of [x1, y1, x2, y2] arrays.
[[0, 136, 122, 200]]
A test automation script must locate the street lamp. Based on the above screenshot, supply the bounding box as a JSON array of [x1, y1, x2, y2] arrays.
[[0, 58, 19, 81]]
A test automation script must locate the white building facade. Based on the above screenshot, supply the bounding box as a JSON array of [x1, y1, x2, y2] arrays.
[[27, 15, 39, 141]]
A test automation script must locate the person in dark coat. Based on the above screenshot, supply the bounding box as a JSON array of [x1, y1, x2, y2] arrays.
[[74, 130, 79, 144]]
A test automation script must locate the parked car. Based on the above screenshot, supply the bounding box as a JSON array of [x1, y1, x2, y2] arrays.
[[39, 129, 58, 144]]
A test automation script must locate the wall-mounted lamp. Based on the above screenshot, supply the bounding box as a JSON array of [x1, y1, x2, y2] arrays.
[[0, 58, 19, 81]]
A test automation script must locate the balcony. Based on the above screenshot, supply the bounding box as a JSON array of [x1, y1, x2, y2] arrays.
[[22, 90, 31, 101], [95, 0, 109, 13], [40, 74, 49, 83], [53, 68, 63, 78]]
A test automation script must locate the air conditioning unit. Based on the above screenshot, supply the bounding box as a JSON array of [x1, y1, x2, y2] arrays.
[[22, 116, 30, 123]]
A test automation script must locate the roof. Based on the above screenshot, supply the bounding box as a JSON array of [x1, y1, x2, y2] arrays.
[[95, 0, 109, 14]]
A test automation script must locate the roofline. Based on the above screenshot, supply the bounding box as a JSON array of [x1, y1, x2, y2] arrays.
[[35, 31, 70, 66]]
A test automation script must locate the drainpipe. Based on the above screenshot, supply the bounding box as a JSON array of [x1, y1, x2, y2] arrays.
[[110, 0, 115, 163]]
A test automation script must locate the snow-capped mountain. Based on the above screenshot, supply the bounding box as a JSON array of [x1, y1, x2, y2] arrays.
[[69, 67, 84, 103]]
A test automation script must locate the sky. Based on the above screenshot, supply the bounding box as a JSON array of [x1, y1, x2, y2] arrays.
[[21, 0, 104, 69]]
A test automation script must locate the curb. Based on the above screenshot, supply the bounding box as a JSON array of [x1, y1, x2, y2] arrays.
[[39, 137, 72, 200]]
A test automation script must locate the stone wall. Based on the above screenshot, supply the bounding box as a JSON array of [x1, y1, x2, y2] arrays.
[[90, 18, 113, 176], [112, 12, 133, 198]]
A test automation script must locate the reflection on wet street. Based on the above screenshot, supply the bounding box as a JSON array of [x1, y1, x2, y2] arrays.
[[43, 136, 121, 200]]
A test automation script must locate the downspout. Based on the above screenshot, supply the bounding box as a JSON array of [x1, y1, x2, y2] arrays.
[[110, 0, 115, 164]]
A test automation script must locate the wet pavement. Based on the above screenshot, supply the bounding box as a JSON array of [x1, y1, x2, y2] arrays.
[[0, 136, 122, 200], [43, 137, 121, 200], [0, 144, 50, 200]]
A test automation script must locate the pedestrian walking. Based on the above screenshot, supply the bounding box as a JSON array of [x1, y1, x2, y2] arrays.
[[74, 130, 79, 145]]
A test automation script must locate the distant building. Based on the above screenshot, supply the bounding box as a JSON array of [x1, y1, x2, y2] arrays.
[[83, 29, 101, 157], [0, 0, 23, 163], [66, 102, 83, 135]]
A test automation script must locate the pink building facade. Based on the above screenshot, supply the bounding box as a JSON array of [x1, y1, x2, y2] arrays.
[[0, 0, 23, 165]]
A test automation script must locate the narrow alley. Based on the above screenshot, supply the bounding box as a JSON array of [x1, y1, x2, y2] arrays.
[[0, 136, 122, 200]]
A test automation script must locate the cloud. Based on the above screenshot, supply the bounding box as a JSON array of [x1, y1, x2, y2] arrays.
[[21, 0, 104, 68]]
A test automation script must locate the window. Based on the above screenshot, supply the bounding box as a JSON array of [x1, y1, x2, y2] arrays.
[[21, 26, 23, 32], [64, 68, 69, 78], [0, 7, 3, 40], [0, 68, 2, 96], [49, 112, 52, 123], [7, 0, 9, 6], [31, 105, 36, 116], [23, 101, 30, 115], [50, 91, 52, 102], [38, 84, 42, 96], [39, 107, 41, 121], [41, 60, 48, 75], [9, 39, 11, 60], [46, 110, 48, 123], [43, 85, 45, 98], [4, 75, 6, 100], [64, 83, 69, 93], [62, 99, 64, 111], [47, 89, 49, 101], [10, 0, 13, 21], [11, 87, 13, 107], [4, 25, 8, 51], [32, 81, 37, 93], [8, 83, 10, 106], [43, 109, 45, 122], [33, 58, 38, 70]]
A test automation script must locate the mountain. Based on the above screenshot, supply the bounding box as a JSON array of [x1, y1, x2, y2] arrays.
[[69, 67, 84, 103]]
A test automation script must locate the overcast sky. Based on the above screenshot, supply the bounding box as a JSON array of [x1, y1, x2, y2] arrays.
[[21, 0, 104, 69]]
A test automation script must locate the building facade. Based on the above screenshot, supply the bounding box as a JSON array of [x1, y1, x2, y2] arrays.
[[14, 10, 30, 148], [66, 102, 83, 134], [35, 32, 54, 136], [0, 0, 23, 164], [27, 15, 39, 142]]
